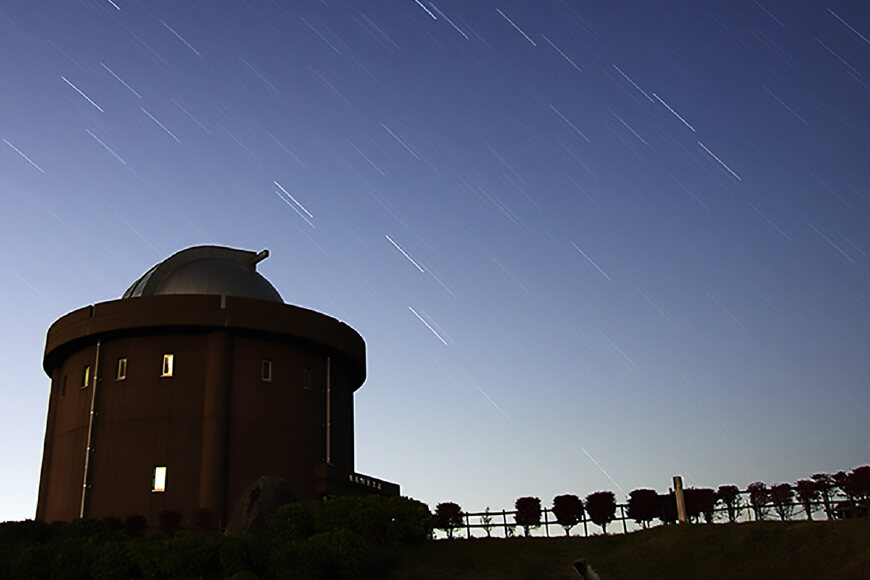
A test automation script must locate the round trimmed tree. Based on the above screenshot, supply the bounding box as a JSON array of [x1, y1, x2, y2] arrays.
[[585, 491, 616, 535], [552, 494, 584, 536]]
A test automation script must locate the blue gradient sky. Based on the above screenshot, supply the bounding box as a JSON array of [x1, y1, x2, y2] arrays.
[[2, 0, 869, 521]]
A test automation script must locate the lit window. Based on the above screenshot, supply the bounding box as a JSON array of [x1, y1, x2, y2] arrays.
[[261, 359, 272, 382], [303, 367, 310, 390], [116, 358, 127, 381], [82, 365, 90, 389], [152, 466, 166, 492], [161, 354, 174, 377]]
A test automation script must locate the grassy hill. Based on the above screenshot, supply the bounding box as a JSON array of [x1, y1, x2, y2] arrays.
[[3, 508, 868, 579], [394, 519, 870, 580]]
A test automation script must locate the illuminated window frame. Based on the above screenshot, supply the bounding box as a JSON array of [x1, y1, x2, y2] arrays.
[[152, 466, 167, 493], [116, 358, 127, 381], [161, 354, 174, 378], [82, 365, 90, 389], [261, 359, 272, 382]]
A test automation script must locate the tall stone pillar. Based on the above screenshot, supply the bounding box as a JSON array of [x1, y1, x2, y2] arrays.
[[199, 330, 233, 526]]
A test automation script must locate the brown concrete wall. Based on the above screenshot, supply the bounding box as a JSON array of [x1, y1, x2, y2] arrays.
[[38, 295, 371, 526]]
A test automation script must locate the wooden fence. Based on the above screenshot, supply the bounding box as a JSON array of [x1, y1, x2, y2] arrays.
[[436, 496, 848, 539]]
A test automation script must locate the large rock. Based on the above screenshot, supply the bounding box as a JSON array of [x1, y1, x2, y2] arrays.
[[225, 476, 296, 535]]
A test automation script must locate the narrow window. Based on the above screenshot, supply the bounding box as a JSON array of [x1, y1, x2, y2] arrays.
[[82, 365, 90, 389], [303, 367, 311, 390], [61, 375, 67, 397], [261, 359, 272, 382], [161, 354, 174, 377], [152, 466, 167, 492], [116, 358, 127, 381]]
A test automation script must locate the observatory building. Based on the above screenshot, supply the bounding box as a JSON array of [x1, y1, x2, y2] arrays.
[[37, 245, 398, 526]]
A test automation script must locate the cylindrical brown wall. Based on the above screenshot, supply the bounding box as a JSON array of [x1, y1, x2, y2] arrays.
[[37, 295, 367, 526], [199, 330, 232, 526]]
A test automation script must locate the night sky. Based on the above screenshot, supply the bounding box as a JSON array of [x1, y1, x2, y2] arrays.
[[2, 0, 869, 522]]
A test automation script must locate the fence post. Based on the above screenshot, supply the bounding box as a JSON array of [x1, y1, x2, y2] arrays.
[[582, 511, 588, 537], [620, 504, 628, 534], [502, 509, 508, 537], [544, 507, 549, 537], [466, 511, 471, 539]]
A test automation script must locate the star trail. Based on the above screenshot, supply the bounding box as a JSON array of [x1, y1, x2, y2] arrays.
[[1, 1, 869, 521]]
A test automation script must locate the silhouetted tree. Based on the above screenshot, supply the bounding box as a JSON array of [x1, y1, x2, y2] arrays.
[[795, 479, 820, 521], [811, 473, 835, 520], [747, 482, 770, 521], [514, 497, 541, 537], [833, 471, 852, 502], [848, 465, 870, 505], [480, 507, 494, 538], [626, 489, 659, 529], [585, 491, 616, 535], [682, 488, 716, 523], [658, 493, 678, 525], [434, 502, 463, 539], [717, 485, 741, 523], [769, 483, 794, 521], [695, 488, 718, 523], [682, 487, 701, 522], [552, 494, 584, 536]]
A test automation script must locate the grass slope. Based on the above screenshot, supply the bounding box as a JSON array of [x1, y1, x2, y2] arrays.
[[394, 520, 870, 580]]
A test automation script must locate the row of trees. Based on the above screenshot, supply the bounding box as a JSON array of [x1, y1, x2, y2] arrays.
[[434, 465, 870, 538]]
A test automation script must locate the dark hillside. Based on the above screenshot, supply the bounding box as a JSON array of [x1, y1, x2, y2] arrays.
[[394, 519, 870, 580]]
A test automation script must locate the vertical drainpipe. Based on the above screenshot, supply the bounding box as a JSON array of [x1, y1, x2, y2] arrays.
[[325, 356, 332, 465], [80, 339, 102, 519]]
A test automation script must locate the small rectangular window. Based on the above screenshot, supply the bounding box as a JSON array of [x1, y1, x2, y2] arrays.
[[116, 358, 127, 381], [152, 466, 167, 492], [303, 367, 311, 390], [161, 354, 174, 377], [261, 359, 272, 382], [82, 365, 90, 389]]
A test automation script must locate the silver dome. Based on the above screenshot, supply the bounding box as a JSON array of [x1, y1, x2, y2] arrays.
[[123, 245, 283, 303]]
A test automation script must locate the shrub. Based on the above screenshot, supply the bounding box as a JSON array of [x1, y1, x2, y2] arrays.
[[795, 479, 820, 521], [101, 517, 123, 533], [514, 497, 542, 537], [480, 507, 494, 538], [435, 502, 463, 539], [123, 515, 147, 537], [296, 529, 378, 580], [585, 491, 616, 535], [320, 495, 432, 545], [61, 518, 112, 541], [221, 533, 271, 578], [626, 489, 659, 529], [157, 510, 182, 534], [269, 502, 316, 543], [7, 543, 54, 580], [769, 483, 794, 521], [91, 541, 138, 580], [747, 482, 770, 521], [683, 488, 717, 523], [552, 494, 584, 535], [158, 532, 223, 579], [717, 485, 741, 523]]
